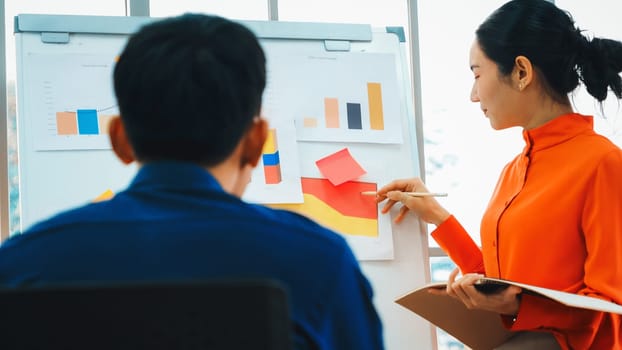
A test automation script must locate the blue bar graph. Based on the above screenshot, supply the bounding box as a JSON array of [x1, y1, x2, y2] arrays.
[[77, 109, 99, 135], [262, 151, 280, 166]]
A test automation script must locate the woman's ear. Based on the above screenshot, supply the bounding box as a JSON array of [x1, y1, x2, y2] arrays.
[[108, 116, 135, 165], [240, 117, 268, 168], [514, 55, 533, 91]]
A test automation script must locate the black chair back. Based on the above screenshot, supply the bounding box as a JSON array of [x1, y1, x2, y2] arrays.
[[0, 279, 292, 350]]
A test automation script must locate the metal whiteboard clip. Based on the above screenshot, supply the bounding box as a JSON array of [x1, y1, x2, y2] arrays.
[[323, 40, 351, 52], [41, 32, 70, 44]]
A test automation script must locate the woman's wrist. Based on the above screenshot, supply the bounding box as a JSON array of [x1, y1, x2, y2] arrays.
[[430, 208, 451, 226]]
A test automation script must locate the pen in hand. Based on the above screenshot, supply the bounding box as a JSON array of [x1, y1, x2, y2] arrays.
[[360, 191, 448, 198]]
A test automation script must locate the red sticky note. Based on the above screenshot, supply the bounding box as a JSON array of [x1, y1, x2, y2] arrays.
[[315, 148, 367, 186]]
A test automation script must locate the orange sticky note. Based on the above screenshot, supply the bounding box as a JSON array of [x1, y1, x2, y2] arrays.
[[315, 148, 366, 186]]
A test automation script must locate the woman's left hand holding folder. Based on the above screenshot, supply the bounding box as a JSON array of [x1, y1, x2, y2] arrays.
[[431, 268, 523, 317]]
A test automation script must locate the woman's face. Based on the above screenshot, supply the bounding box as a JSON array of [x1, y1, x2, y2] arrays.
[[469, 40, 524, 130]]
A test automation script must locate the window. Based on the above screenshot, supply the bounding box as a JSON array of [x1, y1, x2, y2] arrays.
[[419, 2, 622, 348], [149, 0, 269, 20], [279, 0, 408, 28], [417, 0, 522, 250], [417, 1, 522, 348]]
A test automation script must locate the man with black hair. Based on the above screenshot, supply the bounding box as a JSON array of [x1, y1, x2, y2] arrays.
[[0, 14, 384, 350]]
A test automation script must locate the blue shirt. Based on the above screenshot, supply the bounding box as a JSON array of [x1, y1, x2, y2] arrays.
[[0, 162, 384, 350]]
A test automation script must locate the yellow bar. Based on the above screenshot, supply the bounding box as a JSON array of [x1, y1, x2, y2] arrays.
[[262, 128, 278, 154], [367, 82, 384, 130], [324, 98, 339, 128]]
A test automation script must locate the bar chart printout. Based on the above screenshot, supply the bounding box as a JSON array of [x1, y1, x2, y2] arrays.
[[305, 82, 384, 131], [25, 52, 119, 150], [242, 120, 303, 205], [273, 52, 402, 144]]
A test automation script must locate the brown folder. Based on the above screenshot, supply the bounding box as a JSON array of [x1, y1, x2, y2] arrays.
[[395, 278, 622, 350]]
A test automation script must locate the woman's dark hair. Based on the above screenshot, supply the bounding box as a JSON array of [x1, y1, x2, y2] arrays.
[[113, 14, 266, 165], [476, 0, 622, 104]]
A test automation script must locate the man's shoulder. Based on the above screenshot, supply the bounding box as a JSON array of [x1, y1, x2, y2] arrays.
[[5, 195, 353, 263], [1, 202, 104, 247], [26, 200, 112, 231]]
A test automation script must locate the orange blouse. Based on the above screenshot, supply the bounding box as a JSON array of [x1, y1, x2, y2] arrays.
[[432, 113, 622, 349]]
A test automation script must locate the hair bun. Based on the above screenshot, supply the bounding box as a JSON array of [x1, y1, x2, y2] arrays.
[[573, 28, 590, 64]]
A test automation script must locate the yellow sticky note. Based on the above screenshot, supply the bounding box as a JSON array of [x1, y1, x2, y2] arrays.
[[93, 189, 115, 202]]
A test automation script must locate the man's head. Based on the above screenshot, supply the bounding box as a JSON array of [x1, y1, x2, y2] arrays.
[[111, 14, 267, 167]]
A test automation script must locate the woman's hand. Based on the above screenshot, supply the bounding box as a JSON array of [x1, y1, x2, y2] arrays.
[[444, 268, 522, 316], [376, 178, 451, 225]]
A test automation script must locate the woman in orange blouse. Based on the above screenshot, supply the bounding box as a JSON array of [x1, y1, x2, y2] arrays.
[[377, 1, 622, 349]]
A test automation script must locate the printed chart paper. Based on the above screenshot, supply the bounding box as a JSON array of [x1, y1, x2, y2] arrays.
[[243, 65, 304, 204], [24, 53, 118, 150], [243, 119, 303, 204], [268, 52, 403, 144]]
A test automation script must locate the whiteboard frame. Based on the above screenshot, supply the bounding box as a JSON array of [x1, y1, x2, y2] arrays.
[[15, 13, 373, 41]]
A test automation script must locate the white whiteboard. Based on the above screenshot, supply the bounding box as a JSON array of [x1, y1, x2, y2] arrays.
[[14, 14, 434, 350]]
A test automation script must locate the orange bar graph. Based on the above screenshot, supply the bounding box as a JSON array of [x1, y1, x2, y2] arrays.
[[303, 117, 318, 128], [367, 82, 384, 130], [264, 165, 282, 184], [56, 112, 78, 135], [98, 114, 115, 135], [324, 98, 339, 128]]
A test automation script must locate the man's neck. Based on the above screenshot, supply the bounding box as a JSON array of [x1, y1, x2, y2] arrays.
[[207, 159, 251, 198]]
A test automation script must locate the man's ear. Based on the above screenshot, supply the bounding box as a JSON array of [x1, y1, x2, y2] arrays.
[[241, 117, 268, 168], [513, 55, 533, 91], [108, 116, 135, 165]]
